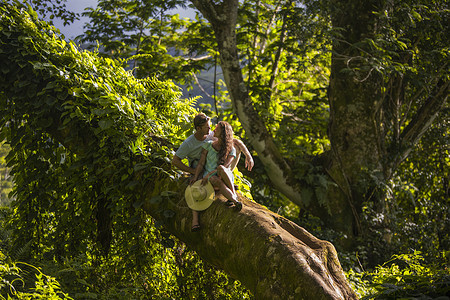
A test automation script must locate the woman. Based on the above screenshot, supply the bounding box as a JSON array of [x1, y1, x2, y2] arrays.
[[190, 121, 243, 231]]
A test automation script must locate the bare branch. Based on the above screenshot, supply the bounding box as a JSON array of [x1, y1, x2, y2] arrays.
[[391, 78, 449, 171], [192, 73, 212, 98]]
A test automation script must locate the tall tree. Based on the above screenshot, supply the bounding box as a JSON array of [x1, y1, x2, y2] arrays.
[[189, 0, 448, 247], [5, 0, 78, 25], [33, 0, 448, 258], [78, 0, 215, 83], [0, 4, 357, 299]]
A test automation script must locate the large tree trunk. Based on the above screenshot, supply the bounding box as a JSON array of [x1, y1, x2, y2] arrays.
[[327, 0, 448, 241], [0, 4, 357, 299], [325, 0, 388, 241], [144, 177, 358, 300]]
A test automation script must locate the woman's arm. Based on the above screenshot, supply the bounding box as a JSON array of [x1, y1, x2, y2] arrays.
[[232, 138, 254, 171], [202, 169, 217, 185], [191, 149, 207, 184], [222, 153, 235, 169]]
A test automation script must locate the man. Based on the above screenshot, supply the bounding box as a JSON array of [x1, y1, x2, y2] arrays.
[[172, 113, 254, 175]]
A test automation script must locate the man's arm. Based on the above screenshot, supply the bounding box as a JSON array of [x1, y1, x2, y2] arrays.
[[172, 155, 196, 175], [231, 138, 254, 171]]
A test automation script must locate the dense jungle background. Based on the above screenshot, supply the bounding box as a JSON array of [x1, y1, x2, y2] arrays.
[[0, 0, 448, 299]]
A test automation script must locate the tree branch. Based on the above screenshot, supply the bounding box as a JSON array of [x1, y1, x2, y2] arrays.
[[268, 1, 289, 91], [190, 0, 228, 24], [391, 78, 449, 172], [192, 73, 212, 98]]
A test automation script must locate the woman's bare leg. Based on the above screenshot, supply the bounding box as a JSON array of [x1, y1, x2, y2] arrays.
[[217, 165, 236, 196], [210, 176, 235, 201], [209, 175, 242, 211]]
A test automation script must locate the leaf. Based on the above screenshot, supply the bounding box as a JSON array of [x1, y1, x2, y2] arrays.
[[149, 195, 162, 205], [125, 180, 139, 189], [98, 119, 113, 130], [300, 188, 313, 206], [163, 209, 175, 219], [160, 190, 177, 197], [133, 200, 144, 209], [133, 163, 148, 172], [318, 175, 328, 189]]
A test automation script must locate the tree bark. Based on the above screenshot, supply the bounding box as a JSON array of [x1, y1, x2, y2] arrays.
[[327, 0, 448, 240], [325, 0, 388, 238]]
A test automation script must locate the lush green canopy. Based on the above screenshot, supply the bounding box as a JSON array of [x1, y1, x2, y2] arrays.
[[0, 3, 359, 299], [0, 0, 448, 298]]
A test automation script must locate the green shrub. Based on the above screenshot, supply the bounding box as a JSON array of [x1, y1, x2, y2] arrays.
[[0, 252, 72, 299], [347, 251, 450, 299]]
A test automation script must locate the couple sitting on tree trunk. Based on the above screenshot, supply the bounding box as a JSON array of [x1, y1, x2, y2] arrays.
[[172, 113, 254, 232]]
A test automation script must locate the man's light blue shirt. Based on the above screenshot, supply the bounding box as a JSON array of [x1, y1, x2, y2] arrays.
[[175, 131, 214, 168]]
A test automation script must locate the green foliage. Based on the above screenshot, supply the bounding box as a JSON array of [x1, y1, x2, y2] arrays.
[[209, 1, 333, 214], [224, 0, 331, 159], [37, 235, 252, 299], [350, 109, 450, 267], [0, 1, 193, 261], [389, 112, 450, 258], [347, 252, 450, 299], [5, 0, 78, 26], [81, 0, 332, 164], [0, 252, 72, 300], [0, 143, 13, 206], [0, 4, 253, 299], [78, 0, 215, 83], [0, 0, 448, 297]]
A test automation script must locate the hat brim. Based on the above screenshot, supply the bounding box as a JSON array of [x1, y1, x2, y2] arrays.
[[185, 180, 215, 211]]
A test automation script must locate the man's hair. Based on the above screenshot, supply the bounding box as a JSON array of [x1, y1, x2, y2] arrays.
[[193, 113, 210, 129]]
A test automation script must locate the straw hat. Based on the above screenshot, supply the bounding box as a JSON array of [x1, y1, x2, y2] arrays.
[[185, 180, 215, 211]]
